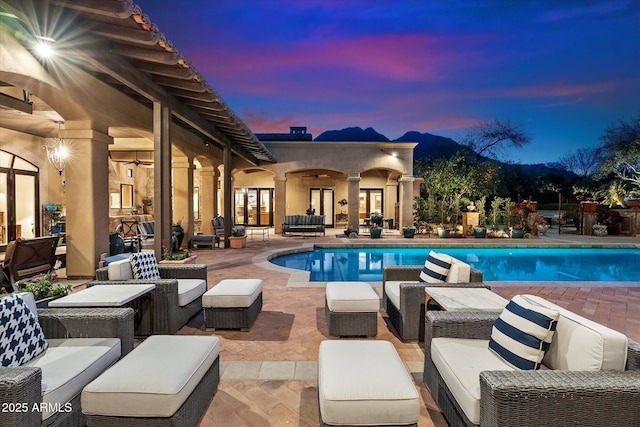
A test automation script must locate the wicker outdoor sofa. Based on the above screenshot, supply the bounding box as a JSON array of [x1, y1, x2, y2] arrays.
[[424, 299, 640, 427], [282, 214, 326, 236], [382, 261, 485, 342], [0, 302, 134, 427], [89, 263, 207, 335]]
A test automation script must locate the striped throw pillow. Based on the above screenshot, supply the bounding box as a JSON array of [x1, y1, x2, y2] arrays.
[[489, 295, 559, 370], [418, 251, 452, 283]]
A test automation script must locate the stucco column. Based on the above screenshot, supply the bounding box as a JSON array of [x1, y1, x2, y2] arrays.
[[200, 166, 216, 234], [274, 173, 286, 234], [63, 123, 112, 278], [222, 146, 232, 247], [172, 155, 194, 248], [399, 175, 415, 229], [347, 174, 361, 229], [153, 101, 172, 259]]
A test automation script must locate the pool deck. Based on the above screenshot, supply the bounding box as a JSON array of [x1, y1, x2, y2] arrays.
[[92, 228, 640, 426]]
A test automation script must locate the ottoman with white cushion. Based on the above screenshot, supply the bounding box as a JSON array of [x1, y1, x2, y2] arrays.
[[82, 335, 220, 427], [318, 340, 420, 426], [202, 279, 263, 331], [325, 281, 379, 337]]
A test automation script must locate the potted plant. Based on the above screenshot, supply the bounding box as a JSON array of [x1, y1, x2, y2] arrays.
[[437, 226, 451, 238], [159, 240, 197, 264], [344, 225, 359, 237], [370, 223, 382, 239], [19, 271, 71, 307], [592, 223, 608, 237], [473, 225, 487, 238], [171, 218, 185, 249], [402, 226, 416, 239], [624, 194, 640, 208], [510, 224, 525, 238], [229, 227, 247, 248]]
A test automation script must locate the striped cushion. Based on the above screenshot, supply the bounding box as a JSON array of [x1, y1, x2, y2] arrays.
[[489, 295, 559, 370], [418, 251, 452, 283]]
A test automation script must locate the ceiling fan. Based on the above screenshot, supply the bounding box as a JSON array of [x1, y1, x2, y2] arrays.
[[302, 171, 330, 179], [110, 151, 153, 167]]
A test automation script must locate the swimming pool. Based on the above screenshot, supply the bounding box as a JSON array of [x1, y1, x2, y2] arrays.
[[269, 246, 640, 282]]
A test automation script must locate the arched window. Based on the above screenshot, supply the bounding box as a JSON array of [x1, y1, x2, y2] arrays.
[[0, 150, 39, 245]]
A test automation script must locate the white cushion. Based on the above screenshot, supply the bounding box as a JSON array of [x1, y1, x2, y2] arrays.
[[522, 295, 628, 371], [177, 279, 207, 307], [19, 292, 38, 323], [107, 258, 133, 281], [318, 340, 419, 425], [129, 252, 160, 280], [325, 282, 379, 312], [0, 293, 48, 367], [446, 258, 472, 283], [82, 335, 220, 418], [384, 281, 403, 310], [432, 338, 517, 425], [419, 251, 452, 283], [24, 338, 121, 420], [489, 295, 559, 370], [202, 279, 262, 308]]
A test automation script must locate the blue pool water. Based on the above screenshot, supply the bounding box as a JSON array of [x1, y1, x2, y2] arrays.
[[269, 247, 640, 282]]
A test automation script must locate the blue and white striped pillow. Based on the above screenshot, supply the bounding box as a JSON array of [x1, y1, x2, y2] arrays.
[[489, 295, 559, 370], [418, 251, 452, 283]]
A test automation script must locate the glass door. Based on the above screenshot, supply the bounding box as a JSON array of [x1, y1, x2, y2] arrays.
[[310, 188, 334, 227], [0, 172, 6, 245], [234, 187, 274, 226], [14, 174, 36, 239], [234, 188, 246, 224], [258, 189, 272, 226]]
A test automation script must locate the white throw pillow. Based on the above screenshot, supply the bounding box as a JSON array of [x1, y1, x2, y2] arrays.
[[419, 251, 452, 283], [488, 295, 559, 370], [129, 252, 160, 280], [0, 293, 48, 367]]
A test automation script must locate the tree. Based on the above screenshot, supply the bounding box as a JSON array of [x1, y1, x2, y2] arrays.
[[558, 147, 603, 177], [596, 114, 640, 190], [460, 119, 531, 160]]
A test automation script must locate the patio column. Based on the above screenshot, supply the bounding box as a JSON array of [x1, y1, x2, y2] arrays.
[[63, 122, 112, 278], [200, 166, 215, 234], [153, 101, 172, 259], [399, 175, 415, 229], [172, 155, 195, 248], [347, 174, 360, 229], [274, 172, 286, 234], [222, 146, 232, 247]]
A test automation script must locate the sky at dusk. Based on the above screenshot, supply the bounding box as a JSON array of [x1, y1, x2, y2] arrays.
[[134, 0, 640, 165]]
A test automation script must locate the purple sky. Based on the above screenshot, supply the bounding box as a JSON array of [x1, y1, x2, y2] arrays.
[[134, 0, 640, 164]]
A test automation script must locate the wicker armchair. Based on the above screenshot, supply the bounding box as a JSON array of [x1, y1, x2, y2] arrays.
[[382, 265, 485, 341], [89, 264, 207, 335], [0, 307, 134, 427], [424, 311, 640, 427]]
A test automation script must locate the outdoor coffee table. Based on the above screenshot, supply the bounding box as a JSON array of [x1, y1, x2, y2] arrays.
[[247, 227, 269, 241], [49, 284, 155, 335], [424, 287, 508, 312]]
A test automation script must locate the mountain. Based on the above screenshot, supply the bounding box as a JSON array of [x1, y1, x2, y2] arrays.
[[314, 126, 389, 142], [393, 131, 466, 160]]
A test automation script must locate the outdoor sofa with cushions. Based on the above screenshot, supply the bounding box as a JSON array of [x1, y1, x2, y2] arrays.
[[1, 236, 58, 292], [282, 214, 325, 236], [424, 294, 640, 427], [88, 253, 207, 335], [382, 251, 485, 341], [0, 292, 134, 427]]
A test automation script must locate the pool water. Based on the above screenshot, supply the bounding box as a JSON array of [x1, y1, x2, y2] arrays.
[[269, 247, 640, 282]]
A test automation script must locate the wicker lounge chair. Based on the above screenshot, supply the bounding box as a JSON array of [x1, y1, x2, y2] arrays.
[[89, 263, 207, 335], [1, 236, 58, 292], [0, 294, 134, 427]]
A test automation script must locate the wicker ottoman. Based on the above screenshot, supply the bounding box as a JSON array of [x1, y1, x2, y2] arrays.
[[202, 279, 263, 331], [325, 281, 379, 337], [82, 335, 220, 427], [318, 340, 420, 426], [191, 234, 219, 249]]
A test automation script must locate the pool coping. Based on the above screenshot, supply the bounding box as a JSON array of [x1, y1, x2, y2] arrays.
[[254, 240, 640, 288]]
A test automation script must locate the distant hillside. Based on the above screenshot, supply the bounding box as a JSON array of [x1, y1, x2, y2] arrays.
[[314, 126, 389, 142], [394, 131, 466, 160]]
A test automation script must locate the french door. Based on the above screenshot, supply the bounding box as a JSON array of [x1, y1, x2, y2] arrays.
[[310, 188, 334, 227], [234, 188, 274, 226], [0, 151, 39, 246]]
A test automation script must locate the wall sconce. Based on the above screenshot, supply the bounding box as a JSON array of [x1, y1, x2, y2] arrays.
[[42, 122, 69, 175]]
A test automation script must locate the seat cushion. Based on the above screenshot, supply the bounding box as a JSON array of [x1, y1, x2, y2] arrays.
[[24, 338, 121, 420], [325, 281, 379, 312], [107, 258, 133, 281], [432, 338, 516, 425], [523, 295, 628, 371], [419, 251, 452, 283], [177, 279, 207, 307], [82, 335, 220, 418], [384, 281, 404, 310], [0, 293, 48, 367], [489, 295, 559, 370], [202, 279, 263, 308], [129, 252, 160, 280], [318, 340, 419, 425]]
